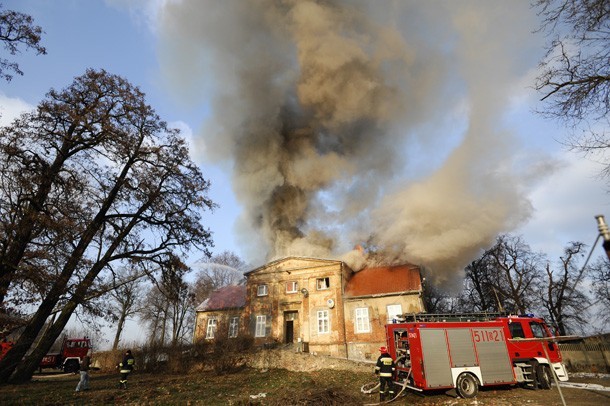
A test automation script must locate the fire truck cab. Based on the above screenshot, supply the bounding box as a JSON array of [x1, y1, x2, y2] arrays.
[[39, 336, 92, 373], [386, 312, 568, 398]]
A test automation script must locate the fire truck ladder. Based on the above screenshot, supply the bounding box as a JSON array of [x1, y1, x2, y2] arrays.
[[399, 311, 510, 323]]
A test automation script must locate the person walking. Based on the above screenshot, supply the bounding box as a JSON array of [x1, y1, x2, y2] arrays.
[[118, 350, 135, 389], [75, 350, 91, 392], [374, 346, 396, 402]]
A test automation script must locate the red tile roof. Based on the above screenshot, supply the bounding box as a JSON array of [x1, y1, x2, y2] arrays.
[[344, 264, 421, 297], [196, 284, 246, 312]]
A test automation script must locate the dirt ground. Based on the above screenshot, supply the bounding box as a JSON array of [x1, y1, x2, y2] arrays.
[[0, 368, 608, 405]]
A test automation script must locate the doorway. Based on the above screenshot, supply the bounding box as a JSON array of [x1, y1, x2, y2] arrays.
[[284, 311, 298, 343]]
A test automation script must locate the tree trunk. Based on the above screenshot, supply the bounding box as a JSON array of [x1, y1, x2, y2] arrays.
[[149, 314, 159, 347], [0, 292, 61, 382], [160, 304, 168, 346], [0, 157, 143, 382], [9, 300, 78, 383], [112, 310, 128, 351], [7, 216, 143, 383]]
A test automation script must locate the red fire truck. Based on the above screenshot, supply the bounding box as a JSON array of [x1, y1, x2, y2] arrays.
[[0, 339, 12, 360], [385, 312, 569, 398], [38, 336, 92, 373]]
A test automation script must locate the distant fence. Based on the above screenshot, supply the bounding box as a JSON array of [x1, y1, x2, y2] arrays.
[[558, 342, 610, 373]]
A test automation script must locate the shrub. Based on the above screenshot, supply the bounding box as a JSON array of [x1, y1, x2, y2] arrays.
[[206, 325, 254, 375]]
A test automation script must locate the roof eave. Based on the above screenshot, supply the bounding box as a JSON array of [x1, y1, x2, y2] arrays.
[[196, 305, 245, 313], [244, 256, 343, 276]]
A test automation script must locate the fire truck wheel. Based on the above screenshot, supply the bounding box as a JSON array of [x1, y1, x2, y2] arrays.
[[536, 364, 552, 390], [456, 373, 479, 399]]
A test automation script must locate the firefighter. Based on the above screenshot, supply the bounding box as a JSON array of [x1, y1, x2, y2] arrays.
[[374, 346, 396, 402], [118, 350, 135, 389]]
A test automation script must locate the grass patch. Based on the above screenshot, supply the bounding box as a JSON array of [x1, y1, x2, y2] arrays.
[[1, 368, 374, 405]]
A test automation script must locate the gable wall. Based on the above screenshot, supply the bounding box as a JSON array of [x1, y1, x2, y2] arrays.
[[244, 259, 348, 356]]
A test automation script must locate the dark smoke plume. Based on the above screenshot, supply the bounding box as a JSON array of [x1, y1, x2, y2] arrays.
[[157, 0, 546, 282]]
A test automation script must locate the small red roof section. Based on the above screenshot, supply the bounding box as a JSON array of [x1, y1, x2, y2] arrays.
[[344, 264, 421, 297], [196, 284, 246, 312]]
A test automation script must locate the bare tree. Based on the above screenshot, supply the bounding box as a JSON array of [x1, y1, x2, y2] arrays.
[[419, 267, 459, 313], [589, 255, 610, 326], [107, 274, 143, 351], [168, 282, 196, 346], [0, 3, 46, 81], [485, 235, 545, 314], [0, 69, 215, 383], [161, 256, 195, 347], [459, 254, 502, 313], [139, 255, 195, 347], [540, 241, 591, 335], [139, 285, 169, 347], [534, 0, 610, 177]]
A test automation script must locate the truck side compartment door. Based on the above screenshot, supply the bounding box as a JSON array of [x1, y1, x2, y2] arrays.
[[420, 329, 453, 388]]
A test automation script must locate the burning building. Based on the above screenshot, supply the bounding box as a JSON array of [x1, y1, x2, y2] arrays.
[[194, 256, 424, 360]]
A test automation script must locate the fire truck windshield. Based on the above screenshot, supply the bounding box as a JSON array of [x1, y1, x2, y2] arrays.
[[529, 322, 548, 338]]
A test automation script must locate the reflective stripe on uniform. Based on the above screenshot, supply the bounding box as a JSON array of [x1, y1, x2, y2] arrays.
[[380, 356, 393, 365]]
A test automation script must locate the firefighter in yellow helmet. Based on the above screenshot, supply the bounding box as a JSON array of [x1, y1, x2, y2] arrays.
[[374, 346, 396, 401]]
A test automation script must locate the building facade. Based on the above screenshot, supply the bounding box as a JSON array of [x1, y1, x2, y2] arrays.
[[194, 257, 424, 361]]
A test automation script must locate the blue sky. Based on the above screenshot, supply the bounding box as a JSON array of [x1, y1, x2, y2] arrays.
[[2, 0, 609, 345]]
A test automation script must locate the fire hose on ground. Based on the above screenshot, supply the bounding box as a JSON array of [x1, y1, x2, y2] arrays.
[[361, 369, 412, 406]]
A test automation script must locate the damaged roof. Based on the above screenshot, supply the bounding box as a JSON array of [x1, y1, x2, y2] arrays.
[[344, 264, 422, 297], [195, 284, 246, 312]]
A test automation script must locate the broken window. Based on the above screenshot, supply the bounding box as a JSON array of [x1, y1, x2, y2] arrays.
[[286, 281, 298, 293], [257, 284, 268, 296], [355, 307, 370, 333], [228, 316, 239, 338], [316, 277, 330, 290], [317, 310, 329, 333], [206, 318, 217, 339], [255, 315, 267, 337]]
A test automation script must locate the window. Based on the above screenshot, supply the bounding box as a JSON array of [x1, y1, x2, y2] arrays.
[[509, 322, 525, 339], [386, 304, 403, 323], [206, 318, 217, 339], [316, 277, 330, 290], [228, 317, 239, 338], [317, 310, 329, 334], [355, 308, 370, 333], [255, 315, 267, 337], [257, 284, 268, 296], [530, 322, 548, 338], [286, 281, 298, 293]]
